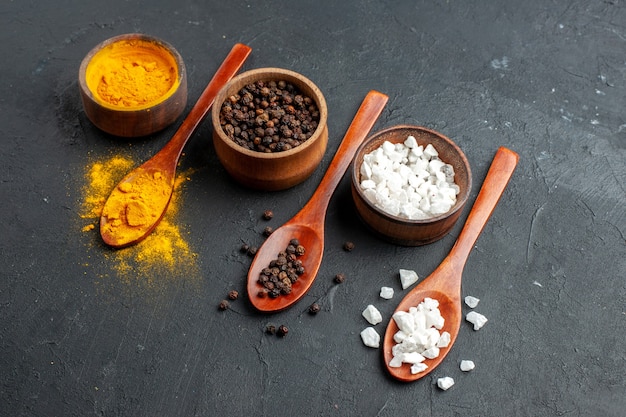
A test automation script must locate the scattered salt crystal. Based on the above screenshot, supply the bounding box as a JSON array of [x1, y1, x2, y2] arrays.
[[399, 269, 419, 289], [464, 295, 480, 308], [379, 287, 394, 299], [466, 311, 488, 330], [437, 376, 455, 391], [362, 304, 383, 325], [360, 327, 380, 348], [460, 360, 475, 372]]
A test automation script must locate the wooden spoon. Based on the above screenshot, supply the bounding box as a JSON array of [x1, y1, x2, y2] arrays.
[[247, 90, 389, 312], [100, 43, 252, 248], [383, 146, 519, 382]]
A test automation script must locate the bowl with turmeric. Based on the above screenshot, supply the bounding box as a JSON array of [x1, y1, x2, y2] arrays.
[[79, 33, 188, 137], [211, 68, 328, 191]]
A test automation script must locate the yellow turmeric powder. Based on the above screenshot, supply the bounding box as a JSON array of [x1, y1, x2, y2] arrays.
[[78, 155, 199, 288], [85, 38, 179, 109], [100, 169, 173, 246]]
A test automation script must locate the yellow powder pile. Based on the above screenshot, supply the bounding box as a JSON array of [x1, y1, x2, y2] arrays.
[[79, 154, 199, 286]]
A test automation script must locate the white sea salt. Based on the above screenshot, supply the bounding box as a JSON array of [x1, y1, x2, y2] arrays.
[[460, 360, 475, 372], [437, 376, 455, 391], [362, 304, 383, 325], [359, 138, 459, 220], [466, 311, 488, 330], [360, 327, 380, 348], [388, 297, 448, 373], [464, 295, 480, 308], [379, 286, 394, 299], [399, 268, 419, 289]]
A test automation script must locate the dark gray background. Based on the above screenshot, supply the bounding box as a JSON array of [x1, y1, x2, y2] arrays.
[[1, 1, 624, 416]]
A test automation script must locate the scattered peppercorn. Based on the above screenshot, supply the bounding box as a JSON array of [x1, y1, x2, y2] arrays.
[[247, 246, 258, 257], [240, 243, 250, 253], [277, 325, 289, 337], [266, 324, 276, 335], [218, 300, 230, 311], [257, 238, 306, 298], [219, 80, 320, 153], [228, 290, 239, 300], [263, 226, 274, 237], [262, 210, 274, 220], [334, 273, 346, 284], [309, 302, 321, 314], [343, 241, 355, 252]]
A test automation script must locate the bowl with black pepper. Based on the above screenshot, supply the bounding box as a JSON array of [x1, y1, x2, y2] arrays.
[[211, 68, 328, 191], [351, 125, 472, 246]]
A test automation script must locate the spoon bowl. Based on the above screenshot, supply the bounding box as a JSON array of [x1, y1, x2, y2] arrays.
[[247, 90, 389, 312], [100, 43, 252, 248], [383, 146, 519, 382]]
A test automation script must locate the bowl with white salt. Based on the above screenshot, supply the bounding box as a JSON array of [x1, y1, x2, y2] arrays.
[[350, 125, 471, 246]]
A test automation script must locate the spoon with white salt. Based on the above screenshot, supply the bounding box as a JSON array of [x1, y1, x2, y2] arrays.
[[383, 146, 518, 382]]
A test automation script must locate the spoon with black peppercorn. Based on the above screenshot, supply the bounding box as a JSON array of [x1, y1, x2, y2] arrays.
[[383, 146, 518, 382], [247, 90, 389, 312], [100, 43, 252, 248]]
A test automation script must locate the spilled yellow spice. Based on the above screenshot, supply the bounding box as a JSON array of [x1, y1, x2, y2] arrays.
[[79, 154, 199, 286]]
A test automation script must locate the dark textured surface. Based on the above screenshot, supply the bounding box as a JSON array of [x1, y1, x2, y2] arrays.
[[1, 1, 624, 416]]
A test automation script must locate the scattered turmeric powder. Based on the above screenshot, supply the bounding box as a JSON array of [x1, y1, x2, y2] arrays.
[[78, 154, 199, 287], [85, 38, 179, 109]]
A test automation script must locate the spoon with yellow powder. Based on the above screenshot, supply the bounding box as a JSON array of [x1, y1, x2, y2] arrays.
[[100, 43, 252, 248]]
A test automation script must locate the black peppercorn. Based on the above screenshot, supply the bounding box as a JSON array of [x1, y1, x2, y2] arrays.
[[309, 302, 321, 314], [263, 210, 274, 220], [218, 300, 230, 311], [334, 273, 346, 284], [247, 246, 258, 257], [343, 241, 355, 252], [263, 226, 274, 237], [228, 290, 239, 300], [240, 243, 250, 253], [277, 325, 289, 337], [266, 324, 276, 335]]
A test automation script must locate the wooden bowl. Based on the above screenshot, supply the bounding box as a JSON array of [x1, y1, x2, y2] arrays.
[[211, 68, 328, 191], [351, 125, 472, 246], [78, 33, 187, 137]]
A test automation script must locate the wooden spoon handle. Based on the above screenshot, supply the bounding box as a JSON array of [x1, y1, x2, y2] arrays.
[[156, 43, 252, 164], [448, 146, 519, 266], [295, 90, 388, 222]]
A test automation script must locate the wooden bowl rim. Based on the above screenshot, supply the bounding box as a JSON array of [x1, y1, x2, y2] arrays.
[[351, 124, 472, 225], [211, 67, 328, 160], [78, 33, 186, 112]]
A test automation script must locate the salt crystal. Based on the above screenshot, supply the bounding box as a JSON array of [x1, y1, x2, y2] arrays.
[[399, 269, 419, 289], [392, 311, 415, 334], [437, 331, 451, 348], [421, 346, 440, 359], [379, 287, 394, 299], [410, 363, 428, 374], [437, 376, 455, 391], [404, 135, 418, 149], [466, 311, 488, 330], [464, 295, 480, 308], [424, 143, 439, 158], [460, 360, 475, 372], [360, 327, 380, 348], [362, 304, 383, 325]]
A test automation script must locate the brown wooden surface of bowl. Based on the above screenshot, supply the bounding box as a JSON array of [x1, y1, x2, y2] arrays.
[[78, 33, 188, 138], [351, 125, 472, 246], [211, 68, 328, 191]]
